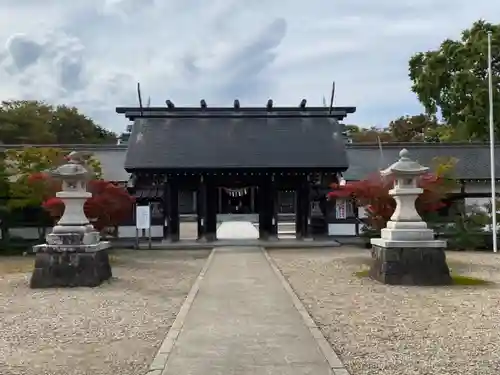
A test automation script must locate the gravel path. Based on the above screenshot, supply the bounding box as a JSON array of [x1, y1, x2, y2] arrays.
[[270, 247, 500, 375], [0, 249, 210, 375]]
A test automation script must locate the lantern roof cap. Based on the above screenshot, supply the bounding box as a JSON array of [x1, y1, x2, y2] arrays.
[[380, 148, 429, 176], [50, 151, 93, 181]]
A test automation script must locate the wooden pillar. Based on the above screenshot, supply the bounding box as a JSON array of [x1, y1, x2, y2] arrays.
[[258, 175, 276, 239], [258, 177, 268, 239], [270, 175, 278, 237], [250, 186, 255, 213], [205, 178, 217, 241], [295, 175, 310, 239], [218, 187, 222, 214], [324, 197, 336, 236], [168, 179, 180, 241], [302, 175, 311, 238], [162, 179, 169, 239], [295, 187, 303, 238], [196, 175, 206, 240]]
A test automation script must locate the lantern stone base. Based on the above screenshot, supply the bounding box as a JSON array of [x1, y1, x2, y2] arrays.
[[369, 241, 451, 286], [30, 243, 112, 289]]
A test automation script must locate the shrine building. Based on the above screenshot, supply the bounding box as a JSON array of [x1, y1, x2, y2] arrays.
[[116, 99, 356, 241]]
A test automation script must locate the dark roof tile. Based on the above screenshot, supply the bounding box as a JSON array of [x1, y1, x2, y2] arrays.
[[124, 116, 348, 170], [344, 143, 500, 180]]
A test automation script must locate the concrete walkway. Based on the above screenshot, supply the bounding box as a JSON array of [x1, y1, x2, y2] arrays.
[[149, 247, 348, 375]]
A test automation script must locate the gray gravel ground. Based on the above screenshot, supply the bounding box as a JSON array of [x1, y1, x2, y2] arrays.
[[0, 249, 209, 375], [270, 247, 500, 375]]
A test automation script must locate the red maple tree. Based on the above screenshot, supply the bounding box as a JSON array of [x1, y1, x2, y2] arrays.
[[29, 173, 135, 233], [328, 172, 453, 231]]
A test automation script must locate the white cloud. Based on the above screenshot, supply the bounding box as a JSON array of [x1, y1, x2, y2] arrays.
[[0, 0, 499, 133]]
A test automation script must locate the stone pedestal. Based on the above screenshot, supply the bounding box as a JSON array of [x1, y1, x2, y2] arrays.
[[370, 242, 451, 285], [370, 220, 452, 285], [30, 246, 112, 288]]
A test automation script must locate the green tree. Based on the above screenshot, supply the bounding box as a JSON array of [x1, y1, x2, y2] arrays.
[[409, 20, 500, 141], [388, 114, 447, 142], [0, 100, 117, 144], [345, 125, 394, 143]]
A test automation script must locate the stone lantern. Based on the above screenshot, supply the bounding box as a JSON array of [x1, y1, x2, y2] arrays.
[[30, 151, 112, 289], [48, 151, 94, 236], [370, 149, 451, 285]]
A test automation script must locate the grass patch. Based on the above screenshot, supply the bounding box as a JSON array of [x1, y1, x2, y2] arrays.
[[108, 254, 123, 265], [354, 269, 490, 285], [451, 275, 490, 285], [354, 269, 370, 278]]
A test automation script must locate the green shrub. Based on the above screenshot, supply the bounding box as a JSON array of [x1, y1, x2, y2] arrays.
[[354, 269, 490, 285]]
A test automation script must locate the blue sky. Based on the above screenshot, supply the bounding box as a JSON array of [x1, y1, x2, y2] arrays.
[[0, 0, 499, 133]]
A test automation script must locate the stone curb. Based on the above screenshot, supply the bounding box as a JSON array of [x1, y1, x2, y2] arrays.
[[262, 249, 351, 375], [145, 248, 216, 375]]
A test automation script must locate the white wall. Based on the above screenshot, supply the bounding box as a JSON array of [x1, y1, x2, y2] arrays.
[[9, 227, 52, 239], [464, 182, 500, 194], [464, 181, 500, 211], [118, 225, 163, 239], [328, 223, 356, 236], [358, 206, 367, 218], [465, 197, 491, 209]]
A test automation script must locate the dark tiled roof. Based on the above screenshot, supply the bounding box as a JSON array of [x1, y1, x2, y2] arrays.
[[344, 143, 500, 180], [122, 112, 349, 170]]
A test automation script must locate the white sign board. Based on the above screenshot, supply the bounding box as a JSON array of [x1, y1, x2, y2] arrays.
[[136, 205, 151, 229], [328, 223, 356, 236], [335, 199, 347, 219]]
